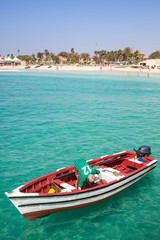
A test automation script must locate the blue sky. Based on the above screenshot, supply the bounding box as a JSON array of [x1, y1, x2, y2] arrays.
[[0, 0, 160, 56]]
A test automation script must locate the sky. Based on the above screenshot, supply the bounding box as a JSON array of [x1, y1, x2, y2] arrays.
[[0, 0, 160, 57]]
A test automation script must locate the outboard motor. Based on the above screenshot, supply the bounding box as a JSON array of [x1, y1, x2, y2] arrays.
[[134, 145, 151, 158]]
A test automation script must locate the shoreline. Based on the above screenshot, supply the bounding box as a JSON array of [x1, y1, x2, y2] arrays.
[[0, 65, 160, 77]]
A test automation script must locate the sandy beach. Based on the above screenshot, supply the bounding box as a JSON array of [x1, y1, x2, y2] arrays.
[[0, 65, 160, 76]]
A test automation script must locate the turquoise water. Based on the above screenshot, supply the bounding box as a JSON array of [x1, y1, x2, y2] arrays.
[[0, 71, 160, 240]]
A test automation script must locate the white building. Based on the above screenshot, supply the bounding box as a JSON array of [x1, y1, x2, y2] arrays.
[[140, 59, 160, 69]]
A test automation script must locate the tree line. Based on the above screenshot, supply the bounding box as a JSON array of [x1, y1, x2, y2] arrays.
[[4, 48, 160, 65]]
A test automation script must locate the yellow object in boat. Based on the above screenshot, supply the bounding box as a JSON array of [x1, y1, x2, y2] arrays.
[[48, 189, 55, 194]]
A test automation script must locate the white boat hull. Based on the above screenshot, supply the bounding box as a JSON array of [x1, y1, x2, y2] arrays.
[[5, 162, 157, 220]]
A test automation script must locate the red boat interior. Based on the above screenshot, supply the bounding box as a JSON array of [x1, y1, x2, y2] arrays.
[[19, 151, 154, 195]]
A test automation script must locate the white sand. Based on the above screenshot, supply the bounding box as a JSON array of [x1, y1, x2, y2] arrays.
[[0, 65, 160, 76]]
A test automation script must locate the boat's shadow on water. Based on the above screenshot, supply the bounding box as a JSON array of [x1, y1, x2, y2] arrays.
[[21, 174, 155, 238]]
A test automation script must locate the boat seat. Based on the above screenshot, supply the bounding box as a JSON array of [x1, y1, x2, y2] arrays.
[[99, 167, 124, 182], [53, 179, 76, 191]]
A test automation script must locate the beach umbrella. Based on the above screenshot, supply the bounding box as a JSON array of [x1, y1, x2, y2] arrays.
[[13, 56, 20, 62], [5, 56, 12, 62]]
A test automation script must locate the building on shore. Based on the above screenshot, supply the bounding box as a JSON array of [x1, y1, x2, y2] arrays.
[[78, 56, 95, 65], [58, 56, 67, 64], [0, 56, 21, 66], [0, 56, 5, 66], [140, 59, 160, 69]]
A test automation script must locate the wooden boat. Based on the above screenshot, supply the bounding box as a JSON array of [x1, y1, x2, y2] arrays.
[[25, 65, 30, 69], [5, 149, 157, 221], [35, 65, 40, 68]]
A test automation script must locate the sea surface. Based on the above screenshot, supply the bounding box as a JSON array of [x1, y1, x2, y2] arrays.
[[0, 71, 160, 240]]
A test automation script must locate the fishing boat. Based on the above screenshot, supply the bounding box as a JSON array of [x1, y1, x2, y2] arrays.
[[35, 65, 40, 68], [25, 65, 30, 69], [5, 146, 157, 221]]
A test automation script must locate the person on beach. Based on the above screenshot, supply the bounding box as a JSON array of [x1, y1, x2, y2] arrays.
[[74, 159, 102, 190]]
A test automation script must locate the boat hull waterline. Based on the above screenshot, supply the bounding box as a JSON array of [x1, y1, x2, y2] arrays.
[[5, 150, 157, 220]]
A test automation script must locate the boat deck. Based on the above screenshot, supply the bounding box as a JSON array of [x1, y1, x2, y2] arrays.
[[19, 151, 154, 195]]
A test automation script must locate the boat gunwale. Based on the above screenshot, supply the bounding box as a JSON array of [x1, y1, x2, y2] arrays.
[[17, 164, 157, 208], [7, 161, 157, 199], [18, 151, 133, 192]]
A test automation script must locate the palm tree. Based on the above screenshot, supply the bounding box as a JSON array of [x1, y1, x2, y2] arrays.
[[37, 52, 43, 63], [37, 52, 43, 59], [123, 47, 132, 61], [94, 50, 98, 56], [31, 54, 36, 64], [58, 52, 68, 58], [74, 53, 79, 63], [54, 56, 60, 64], [124, 47, 132, 55], [99, 50, 106, 63], [49, 53, 55, 61], [118, 49, 123, 62], [71, 48, 75, 55], [114, 51, 118, 62], [44, 49, 49, 57], [133, 50, 140, 63], [93, 55, 99, 64], [80, 53, 89, 63], [149, 51, 160, 59]]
